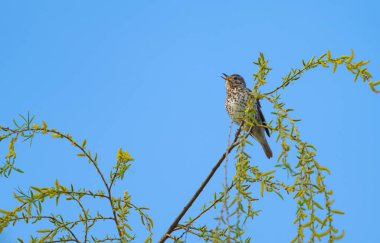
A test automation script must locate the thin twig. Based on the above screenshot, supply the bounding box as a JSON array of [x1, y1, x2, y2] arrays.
[[177, 183, 235, 231], [263, 66, 308, 96], [109, 165, 120, 190], [176, 226, 204, 240], [9, 215, 115, 242], [221, 121, 233, 234], [68, 194, 89, 242]]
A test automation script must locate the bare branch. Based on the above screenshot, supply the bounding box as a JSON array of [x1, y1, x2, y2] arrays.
[[158, 125, 245, 243]]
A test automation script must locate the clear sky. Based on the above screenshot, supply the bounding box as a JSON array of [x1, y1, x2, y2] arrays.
[[0, 1, 379, 242]]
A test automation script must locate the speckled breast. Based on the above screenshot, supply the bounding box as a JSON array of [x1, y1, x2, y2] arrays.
[[225, 88, 249, 123]]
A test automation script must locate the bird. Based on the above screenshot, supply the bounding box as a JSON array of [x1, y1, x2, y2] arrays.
[[222, 73, 273, 159]]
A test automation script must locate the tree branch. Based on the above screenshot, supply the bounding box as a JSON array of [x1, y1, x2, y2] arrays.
[[0, 126, 124, 238], [263, 66, 308, 96], [158, 125, 244, 243], [177, 183, 235, 231]]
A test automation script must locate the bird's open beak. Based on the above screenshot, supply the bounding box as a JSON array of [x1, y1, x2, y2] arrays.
[[221, 73, 229, 80]]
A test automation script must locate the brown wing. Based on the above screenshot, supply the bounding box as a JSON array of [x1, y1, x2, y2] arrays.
[[256, 99, 270, 137]]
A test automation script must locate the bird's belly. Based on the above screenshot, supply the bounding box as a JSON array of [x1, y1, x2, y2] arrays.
[[227, 102, 245, 123]]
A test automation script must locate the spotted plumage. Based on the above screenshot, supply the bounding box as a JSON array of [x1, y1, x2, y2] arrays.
[[223, 73, 273, 158]]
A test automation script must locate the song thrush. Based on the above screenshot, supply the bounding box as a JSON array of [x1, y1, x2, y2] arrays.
[[222, 73, 273, 159]]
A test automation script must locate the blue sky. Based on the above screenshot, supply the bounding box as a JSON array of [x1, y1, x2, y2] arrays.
[[0, 1, 379, 242]]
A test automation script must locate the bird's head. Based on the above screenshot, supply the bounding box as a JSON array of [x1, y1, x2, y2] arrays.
[[222, 73, 246, 89]]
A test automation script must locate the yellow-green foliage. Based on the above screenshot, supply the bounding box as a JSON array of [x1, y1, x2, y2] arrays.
[[0, 117, 153, 243], [0, 50, 378, 242]]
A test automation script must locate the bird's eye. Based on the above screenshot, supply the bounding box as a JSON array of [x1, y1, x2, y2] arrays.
[[233, 76, 238, 80]]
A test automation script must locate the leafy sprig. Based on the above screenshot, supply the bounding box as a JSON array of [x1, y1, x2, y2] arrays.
[[0, 119, 153, 242]]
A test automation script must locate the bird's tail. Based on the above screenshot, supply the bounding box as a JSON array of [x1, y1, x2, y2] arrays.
[[261, 139, 273, 159], [255, 136, 273, 159], [250, 128, 273, 159]]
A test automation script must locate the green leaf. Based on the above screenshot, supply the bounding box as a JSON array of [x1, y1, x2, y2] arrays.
[[261, 170, 276, 177], [346, 49, 354, 63], [13, 167, 24, 173], [0, 209, 11, 214], [274, 190, 284, 200], [56, 195, 60, 206], [50, 133, 62, 138], [333, 230, 345, 240], [260, 180, 265, 197], [332, 209, 345, 215], [369, 80, 380, 93], [318, 166, 331, 175], [36, 229, 51, 233]]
